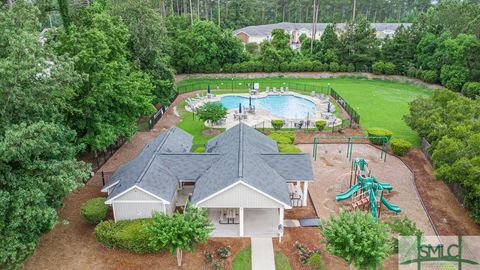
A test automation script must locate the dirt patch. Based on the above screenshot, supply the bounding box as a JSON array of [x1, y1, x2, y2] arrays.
[[400, 149, 480, 236], [285, 196, 317, 220], [202, 129, 222, 136]]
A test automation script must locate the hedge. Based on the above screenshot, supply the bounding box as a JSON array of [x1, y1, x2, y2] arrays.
[[366, 127, 393, 145], [94, 219, 155, 253], [81, 197, 108, 224], [461, 82, 480, 99], [268, 131, 295, 144], [271, 120, 285, 130], [315, 120, 327, 131], [390, 139, 412, 156], [278, 144, 302, 153]]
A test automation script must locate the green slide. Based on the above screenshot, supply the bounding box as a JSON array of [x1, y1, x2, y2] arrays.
[[381, 197, 401, 213], [336, 183, 360, 201]]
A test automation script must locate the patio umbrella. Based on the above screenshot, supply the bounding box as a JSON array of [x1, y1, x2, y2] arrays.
[[207, 84, 211, 94], [249, 96, 252, 108], [239, 103, 242, 113], [327, 102, 331, 113]]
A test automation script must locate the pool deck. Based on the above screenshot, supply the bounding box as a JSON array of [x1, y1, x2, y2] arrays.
[[186, 91, 340, 129]]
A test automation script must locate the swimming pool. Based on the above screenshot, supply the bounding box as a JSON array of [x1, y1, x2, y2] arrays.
[[220, 95, 316, 119]]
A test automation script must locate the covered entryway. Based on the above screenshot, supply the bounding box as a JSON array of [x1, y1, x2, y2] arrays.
[[207, 207, 283, 237], [244, 208, 281, 237]]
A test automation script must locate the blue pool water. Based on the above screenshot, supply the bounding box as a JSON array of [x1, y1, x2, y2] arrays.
[[220, 95, 316, 119]]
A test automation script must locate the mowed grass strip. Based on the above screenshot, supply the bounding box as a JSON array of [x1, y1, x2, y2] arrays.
[[177, 77, 432, 145]]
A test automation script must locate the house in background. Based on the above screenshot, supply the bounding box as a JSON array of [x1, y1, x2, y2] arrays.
[[233, 22, 411, 49], [102, 123, 314, 237]]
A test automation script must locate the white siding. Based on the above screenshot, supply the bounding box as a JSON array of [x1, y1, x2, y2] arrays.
[[111, 187, 168, 221], [198, 183, 283, 208], [113, 202, 164, 221], [115, 188, 160, 201]]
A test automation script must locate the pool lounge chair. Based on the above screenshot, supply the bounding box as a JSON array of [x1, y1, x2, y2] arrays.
[[273, 87, 277, 94], [265, 87, 270, 93]]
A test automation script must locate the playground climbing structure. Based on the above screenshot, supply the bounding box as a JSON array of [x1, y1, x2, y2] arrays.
[[336, 158, 401, 221]]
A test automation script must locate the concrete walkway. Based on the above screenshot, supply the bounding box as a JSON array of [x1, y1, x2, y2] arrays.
[[251, 238, 275, 270]]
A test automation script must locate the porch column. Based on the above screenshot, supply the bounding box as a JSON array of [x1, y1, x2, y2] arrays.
[[278, 207, 284, 241], [239, 207, 244, 236], [279, 207, 284, 227], [302, 181, 309, 206]]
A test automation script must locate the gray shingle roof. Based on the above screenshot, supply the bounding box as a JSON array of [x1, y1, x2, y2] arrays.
[[260, 153, 314, 181], [191, 123, 297, 206], [233, 22, 411, 39], [104, 127, 193, 202], [105, 123, 314, 207]]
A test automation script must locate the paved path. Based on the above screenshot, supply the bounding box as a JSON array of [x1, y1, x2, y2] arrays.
[[251, 238, 275, 270]]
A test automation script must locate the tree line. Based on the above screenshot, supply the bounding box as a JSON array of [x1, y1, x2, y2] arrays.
[[5, 0, 437, 29]]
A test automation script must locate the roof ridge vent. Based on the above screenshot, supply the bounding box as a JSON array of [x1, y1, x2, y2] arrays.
[[238, 123, 244, 178]]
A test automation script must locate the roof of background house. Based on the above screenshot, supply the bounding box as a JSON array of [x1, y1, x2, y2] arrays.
[[233, 22, 411, 39], [104, 123, 314, 206]]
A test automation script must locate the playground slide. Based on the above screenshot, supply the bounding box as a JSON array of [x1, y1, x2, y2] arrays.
[[369, 191, 378, 220], [381, 197, 401, 213], [378, 183, 393, 191], [335, 183, 360, 201]]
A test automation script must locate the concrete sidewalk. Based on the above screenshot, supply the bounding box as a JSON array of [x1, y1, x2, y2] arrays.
[[251, 237, 275, 270]]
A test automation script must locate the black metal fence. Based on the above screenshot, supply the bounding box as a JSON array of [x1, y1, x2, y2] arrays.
[[92, 137, 127, 172], [148, 106, 167, 130], [329, 88, 360, 124], [177, 81, 331, 95], [177, 81, 360, 126]]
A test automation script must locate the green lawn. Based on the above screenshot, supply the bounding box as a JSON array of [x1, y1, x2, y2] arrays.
[[176, 100, 223, 148], [231, 247, 292, 270], [177, 76, 432, 145], [231, 247, 251, 270]]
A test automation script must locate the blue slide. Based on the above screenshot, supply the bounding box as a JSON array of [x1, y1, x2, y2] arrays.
[[381, 197, 401, 213], [336, 183, 360, 201]]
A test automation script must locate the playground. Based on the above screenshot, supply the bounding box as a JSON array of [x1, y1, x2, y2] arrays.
[[298, 143, 436, 235]]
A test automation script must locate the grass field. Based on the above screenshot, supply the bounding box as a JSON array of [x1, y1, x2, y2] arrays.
[[177, 76, 432, 145]]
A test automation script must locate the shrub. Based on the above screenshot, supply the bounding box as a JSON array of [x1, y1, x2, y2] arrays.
[[197, 102, 227, 122], [372, 61, 385, 75], [271, 120, 285, 130], [383, 62, 396, 75], [366, 127, 393, 145], [322, 210, 392, 270], [328, 62, 340, 72], [420, 70, 438, 83], [204, 250, 214, 263], [94, 219, 155, 253], [268, 131, 295, 144], [294, 242, 321, 264], [217, 246, 231, 259], [440, 65, 469, 91], [347, 63, 355, 72], [307, 253, 325, 270], [278, 144, 302, 153], [315, 120, 327, 131], [81, 197, 108, 224], [386, 217, 423, 252], [390, 139, 412, 156], [461, 82, 480, 99], [406, 67, 417, 78]]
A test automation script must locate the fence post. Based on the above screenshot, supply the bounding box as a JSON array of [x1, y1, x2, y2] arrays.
[[101, 171, 105, 186]]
